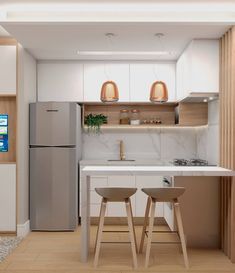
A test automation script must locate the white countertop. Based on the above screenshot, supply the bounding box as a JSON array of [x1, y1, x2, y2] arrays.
[[81, 165, 235, 176]]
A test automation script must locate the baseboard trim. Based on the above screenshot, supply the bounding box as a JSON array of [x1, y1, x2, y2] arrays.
[[17, 220, 30, 237]]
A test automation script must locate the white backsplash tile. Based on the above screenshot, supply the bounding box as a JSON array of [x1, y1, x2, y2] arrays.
[[196, 126, 208, 160], [207, 125, 219, 165], [160, 128, 197, 160], [208, 100, 219, 126]]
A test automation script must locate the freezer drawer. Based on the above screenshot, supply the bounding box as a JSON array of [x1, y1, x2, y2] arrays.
[[30, 147, 78, 230], [30, 102, 78, 146]]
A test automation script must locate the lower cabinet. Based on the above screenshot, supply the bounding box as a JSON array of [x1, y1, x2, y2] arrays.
[[0, 164, 16, 232], [89, 175, 163, 217]]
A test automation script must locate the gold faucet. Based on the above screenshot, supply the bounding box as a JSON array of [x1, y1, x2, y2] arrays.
[[119, 140, 126, 161]]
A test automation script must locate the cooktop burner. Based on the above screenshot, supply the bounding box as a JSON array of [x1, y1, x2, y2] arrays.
[[172, 158, 208, 166]]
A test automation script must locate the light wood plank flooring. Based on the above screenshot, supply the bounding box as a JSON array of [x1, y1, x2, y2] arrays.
[[1, 225, 235, 273]]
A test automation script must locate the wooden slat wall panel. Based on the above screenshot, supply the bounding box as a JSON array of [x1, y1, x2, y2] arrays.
[[220, 27, 235, 262]]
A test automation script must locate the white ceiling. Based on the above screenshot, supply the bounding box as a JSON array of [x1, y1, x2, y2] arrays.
[[0, 23, 230, 60], [0, 0, 232, 60]]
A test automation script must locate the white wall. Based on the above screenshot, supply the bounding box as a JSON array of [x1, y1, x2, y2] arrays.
[[18, 46, 37, 225]]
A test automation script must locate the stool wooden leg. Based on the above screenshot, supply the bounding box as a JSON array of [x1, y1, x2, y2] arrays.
[[94, 198, 107, 268], [139, 196, 151, 253], [129, 198, 138, 253], [126, 198, 138, 269], [174, 201, 189, 269], [94, 198, 105, 251], [145, 199, 156, 268]]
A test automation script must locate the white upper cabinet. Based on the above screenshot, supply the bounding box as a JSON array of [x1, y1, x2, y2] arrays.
[[37, 62, 83, 102], [0, 45, 16, 94], [130, 63, 176, 102], [83, 63, 130, 102], [176, 39, 219, 100]]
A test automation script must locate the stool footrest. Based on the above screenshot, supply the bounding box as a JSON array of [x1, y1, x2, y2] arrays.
[[103, 230, 129, 233], [101, 241, 131, 244], [151, 241, 181, 244]]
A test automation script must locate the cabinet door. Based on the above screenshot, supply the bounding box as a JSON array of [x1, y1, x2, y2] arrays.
[[37, 63, 83, 102], [83, 63, 130, 102], [190, 40, 219, 93], [90, 176, 108, 217], [107, 176, 136, 216], [135, 176, 163, 217], [0, 164, 16, 231], [0, 45, 16, 94], [176, 39, 219, 100], [130, 63, 176, 102]]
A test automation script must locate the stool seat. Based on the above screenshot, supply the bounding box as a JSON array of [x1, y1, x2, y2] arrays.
[[95, 187, 137, 202], [141, 187, 185, 202]]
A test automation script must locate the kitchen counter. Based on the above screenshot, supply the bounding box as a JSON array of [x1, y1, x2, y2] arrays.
[[81, 165, 234, 176], [79, 161, 235, 263], [80, 159, 167, 166]]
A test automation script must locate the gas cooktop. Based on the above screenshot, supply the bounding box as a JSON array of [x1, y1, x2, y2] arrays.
[[172, 158, 209, 166]]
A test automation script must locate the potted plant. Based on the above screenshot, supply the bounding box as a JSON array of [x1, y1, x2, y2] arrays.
[[84, 113, 107, 133]]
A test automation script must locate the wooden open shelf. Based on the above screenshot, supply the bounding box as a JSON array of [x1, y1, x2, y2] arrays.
[[82, 102, 209, 130], [83, 124, 208, 131]]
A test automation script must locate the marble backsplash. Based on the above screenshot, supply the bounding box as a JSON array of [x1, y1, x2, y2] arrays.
[[196, 100, 219, 165], [82, 127, 200, 162]]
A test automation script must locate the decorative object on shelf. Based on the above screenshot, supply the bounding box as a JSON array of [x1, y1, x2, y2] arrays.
[[150, 80, 168, 103], [130, 109, 140, 125], [119, 109, 130, 124], [84, 113, 107, 133], [100, 81, 119, 102], [150, 33, 169, 103]]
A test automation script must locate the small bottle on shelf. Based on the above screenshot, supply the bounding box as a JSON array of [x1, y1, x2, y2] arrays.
[[119, 109, 130, 125], [130, 109, 140, 125]]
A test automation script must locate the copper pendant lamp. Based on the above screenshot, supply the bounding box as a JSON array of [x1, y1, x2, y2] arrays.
[[150, 80, 168, 103], [100, 80, 119, 102]]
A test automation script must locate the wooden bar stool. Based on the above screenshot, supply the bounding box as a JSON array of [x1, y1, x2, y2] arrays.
[[94, 187, 138, 268], [139, 187, 189, 269]]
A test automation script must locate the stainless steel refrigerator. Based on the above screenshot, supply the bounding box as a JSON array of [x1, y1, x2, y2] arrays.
[[29, 102, 81, 231]]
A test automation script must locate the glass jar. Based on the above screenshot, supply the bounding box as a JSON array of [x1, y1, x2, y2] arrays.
[[119, 109, 130, 124], [130, 109, 140, 125]]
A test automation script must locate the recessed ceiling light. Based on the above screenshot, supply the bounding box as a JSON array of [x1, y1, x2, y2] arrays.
[[203, 98, 208, 103], [76, 50, 171, 56], [209, 96, 214, 101]]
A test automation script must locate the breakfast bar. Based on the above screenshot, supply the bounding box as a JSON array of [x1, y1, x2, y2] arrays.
[[80, 164, 235, 262]]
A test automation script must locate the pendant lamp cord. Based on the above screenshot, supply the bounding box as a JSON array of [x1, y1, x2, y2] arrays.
[[103, 33, 115, 80], [153, 64, 158, 80]]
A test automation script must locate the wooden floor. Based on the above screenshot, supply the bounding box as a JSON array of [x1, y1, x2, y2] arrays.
[[1, 225, 235, 273]]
